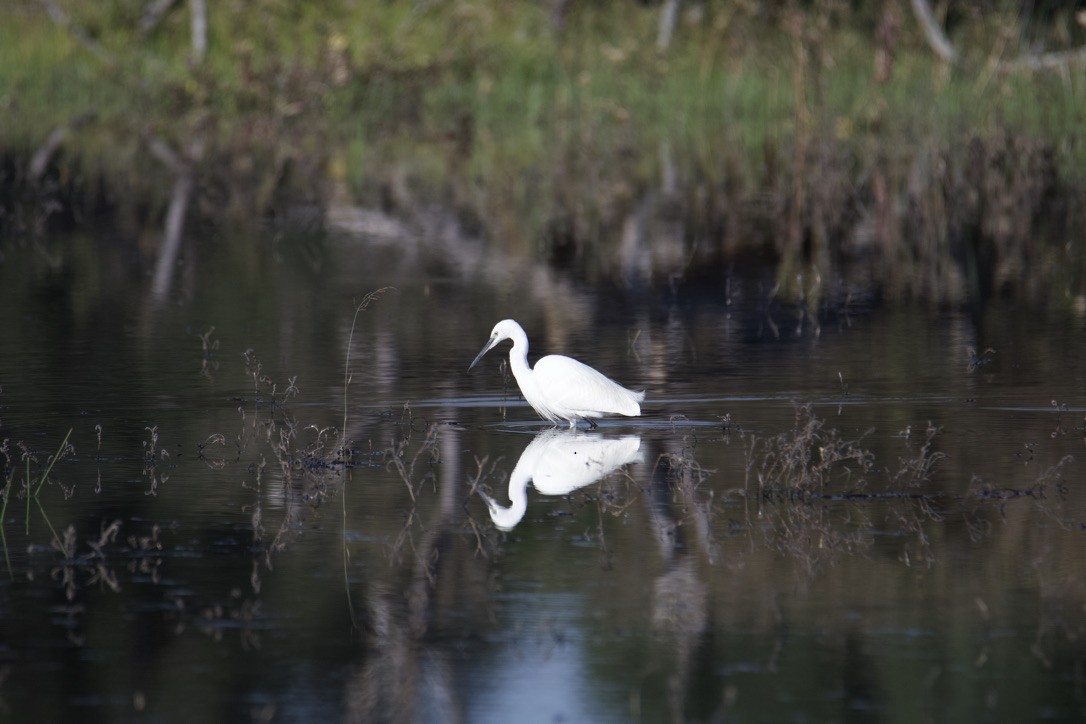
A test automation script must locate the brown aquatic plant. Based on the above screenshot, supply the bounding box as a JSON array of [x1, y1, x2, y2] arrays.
[[744, 405, 874, 500], [741, 406, 948, 572], [890, 421, 945, 488], [340, 287, 395, 459]]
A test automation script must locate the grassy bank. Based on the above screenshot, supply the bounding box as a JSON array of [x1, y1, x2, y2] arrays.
[[2, 1, 1085, 307]]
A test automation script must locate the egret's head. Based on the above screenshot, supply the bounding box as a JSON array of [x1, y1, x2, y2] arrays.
[[468, 319, 521, 370], [479, 489, 524, 532]]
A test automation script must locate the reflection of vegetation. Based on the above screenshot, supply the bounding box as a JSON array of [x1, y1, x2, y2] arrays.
[[3, 3, 1085, 304], [0, 428, 75, 574], [742, 407, 874, 568], [340, 287, 394, 460], [741, 406, 949, 570], [744, 405, 875, 500], [968, 453, 1074, 525]]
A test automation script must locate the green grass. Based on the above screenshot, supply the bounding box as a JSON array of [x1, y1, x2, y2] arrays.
[[2, 1, 1085, 302], [3, 2, 1080, 185]]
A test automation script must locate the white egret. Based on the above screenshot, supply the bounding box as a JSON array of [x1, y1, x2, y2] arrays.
[[469, 319, 644, 428]]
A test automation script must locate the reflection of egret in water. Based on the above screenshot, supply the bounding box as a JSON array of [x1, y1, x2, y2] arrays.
[[481, 430, 643, 531]]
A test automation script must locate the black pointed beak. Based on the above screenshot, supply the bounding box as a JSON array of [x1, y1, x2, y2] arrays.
[[468, 337, 498, 371]]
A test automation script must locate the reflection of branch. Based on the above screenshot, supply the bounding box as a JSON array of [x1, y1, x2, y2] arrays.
[[147, 135, 205, 300], [29, 128, 68, 183], [29, 114, 96, 185], [36, 0, 113, 63], [146, 136, 187, 175], [387, 425, 439, 503]]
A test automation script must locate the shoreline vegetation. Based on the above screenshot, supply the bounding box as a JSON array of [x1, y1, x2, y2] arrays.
[[2, 1, 1085, 308]]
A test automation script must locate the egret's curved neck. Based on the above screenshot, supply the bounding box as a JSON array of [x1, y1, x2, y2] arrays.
[[506, 326, 532, 379], [489, 471, 530, 530]]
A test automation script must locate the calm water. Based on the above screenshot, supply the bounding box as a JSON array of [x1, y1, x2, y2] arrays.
[[0, 223, 1084, 722]]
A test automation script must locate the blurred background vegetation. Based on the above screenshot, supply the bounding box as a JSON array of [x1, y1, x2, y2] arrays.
[[2, 0, 1085, 307]]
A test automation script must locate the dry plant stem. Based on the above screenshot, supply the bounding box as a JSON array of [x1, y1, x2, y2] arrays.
[[339, 287, 394, 457], [338, 287, 392, 634]]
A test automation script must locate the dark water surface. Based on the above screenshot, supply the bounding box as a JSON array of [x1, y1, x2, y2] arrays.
[[0, 225, 1084, 722]]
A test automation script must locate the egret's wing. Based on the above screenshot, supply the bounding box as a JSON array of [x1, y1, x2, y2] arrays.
[[533, 355, 642, 417]]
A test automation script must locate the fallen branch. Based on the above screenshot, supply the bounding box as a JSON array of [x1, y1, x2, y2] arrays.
[[190, 0, 207, 63], [909, 0, 956, 64], [140, 0, 180, 35], [997, 46, 1086, 74], [36, 0, 113, 63], [657, 0, 682, 52]]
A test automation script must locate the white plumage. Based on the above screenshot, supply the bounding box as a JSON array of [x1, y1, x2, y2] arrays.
[[469, 319, 644, 428]]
